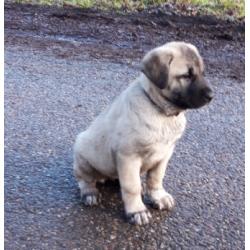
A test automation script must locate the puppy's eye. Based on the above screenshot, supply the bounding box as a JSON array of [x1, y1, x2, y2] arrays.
[[180, 72, 192, 80], [181, 74, 190, 79], [180, 67, 194, 79]]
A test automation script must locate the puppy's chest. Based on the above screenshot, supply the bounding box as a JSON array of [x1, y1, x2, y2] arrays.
[[146, 113, 186, 144], [139, 114, 186, 171]]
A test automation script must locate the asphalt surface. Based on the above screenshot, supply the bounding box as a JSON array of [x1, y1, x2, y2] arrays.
[[5, 4, 244, 250]]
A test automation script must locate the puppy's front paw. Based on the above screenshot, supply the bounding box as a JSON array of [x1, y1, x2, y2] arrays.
[[81, 193, 100, 206], [126, 210, 152, 225], [151, 192, 175, 211]]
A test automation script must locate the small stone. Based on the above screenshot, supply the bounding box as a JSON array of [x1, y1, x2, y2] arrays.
[[110, 235, 116, 240]]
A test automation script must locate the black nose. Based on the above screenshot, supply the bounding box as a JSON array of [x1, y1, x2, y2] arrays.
[[202, 87, 213, 102]]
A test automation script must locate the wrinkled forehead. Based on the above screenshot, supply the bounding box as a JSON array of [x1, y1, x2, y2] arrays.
[[169, 45, 204, 75]]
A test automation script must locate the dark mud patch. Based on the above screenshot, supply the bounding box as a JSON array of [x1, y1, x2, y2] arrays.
[[5, 3, 245, 81]]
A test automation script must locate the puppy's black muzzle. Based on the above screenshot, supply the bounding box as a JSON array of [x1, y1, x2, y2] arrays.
[[201, 86, 213, 103], [186, 82, 213, 109], [170, 77, 213, 109]]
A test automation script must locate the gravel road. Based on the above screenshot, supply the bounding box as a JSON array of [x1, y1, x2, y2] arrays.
[[5, 3, 244, 249]]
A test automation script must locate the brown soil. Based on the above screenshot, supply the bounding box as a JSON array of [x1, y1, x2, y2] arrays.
[[5, 3, 244, 80]]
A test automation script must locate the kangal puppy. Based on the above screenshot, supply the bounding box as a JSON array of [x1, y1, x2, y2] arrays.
[[73, 41, 213, 225]]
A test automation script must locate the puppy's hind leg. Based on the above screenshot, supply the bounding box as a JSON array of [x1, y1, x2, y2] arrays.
[[73, 155, 101, 206]]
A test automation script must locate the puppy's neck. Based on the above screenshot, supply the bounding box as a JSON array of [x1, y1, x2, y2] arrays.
[[139, 74, 184, 117]]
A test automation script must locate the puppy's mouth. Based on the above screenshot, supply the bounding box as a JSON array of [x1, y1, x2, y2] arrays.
[[168, 98, 190, 109]]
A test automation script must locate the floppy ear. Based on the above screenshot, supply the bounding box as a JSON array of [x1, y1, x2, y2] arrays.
[[141, 51, 173, 89]]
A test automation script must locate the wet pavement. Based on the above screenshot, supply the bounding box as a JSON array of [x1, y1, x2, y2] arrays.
[[5, 3, 244, 249]]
